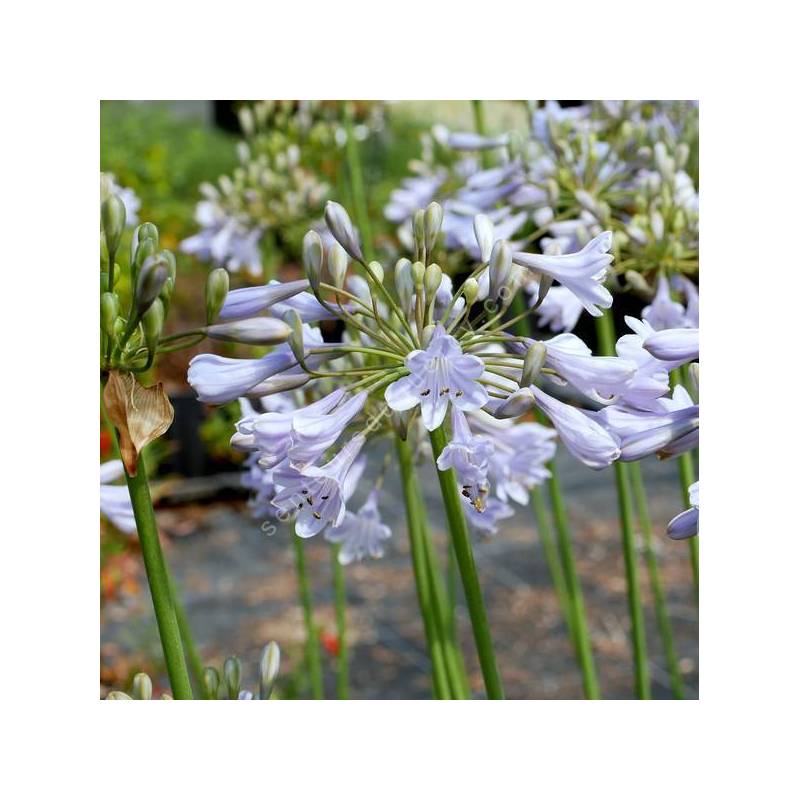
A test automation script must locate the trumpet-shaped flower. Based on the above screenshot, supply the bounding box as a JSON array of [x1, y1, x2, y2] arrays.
[[217, 279, 330, 322], [643, 327, 699, 364], [642, 275, 688, 331], [385, 326, 489, 431], [512, 231, 614, 316], [530, 284, 584, 332], [325, 490, 392, 564], [100, 460, 136, 534], [272, 435, 366, 538]]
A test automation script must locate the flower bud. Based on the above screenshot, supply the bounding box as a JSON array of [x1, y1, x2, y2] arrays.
[[412, 209, 425, 258], [521, 342, 547, 387], [421, 324, 437, 348], [204, 317, 291, 345], [625, 270, 653, 299], [494, 387, 536, 419], [423, 202, 443, 254], [101, 194, 126, 256], [239, 106, 255, 136], [424, 263, 443, 298], [489, 240, 512, 300], [327, 243, 349, 288], [324, 201, 363, 262], [650, 210, 665, 240], [395, 258, 413, 309], [367, 260, 384, 284], [142, 298, 165, 350], [101, 292, 119, 338], [688, 362, 699, 398], [462, 277, 479, 307], [106, 691, 132, 700], [203, 667, 220, 700], [136, 256, 169, 317], [473, 214, 494, 263], [205, 267, 229, 324], [284, 308, 306, 365], [132, 673, 152, 701], [134, 235, 157, 271], [259, 641, 281, 699], [411, 260, 425, 288], [302, 230, 324, 292], [160, 249, 177, 283], [223, 656, 242, 699]]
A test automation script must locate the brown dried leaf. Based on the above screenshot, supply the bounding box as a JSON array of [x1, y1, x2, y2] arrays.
[[103, 370, 174, 475]]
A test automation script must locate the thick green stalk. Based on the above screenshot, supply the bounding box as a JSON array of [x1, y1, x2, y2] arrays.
[[530, 485, 575, 645], [395, 435, 451, 699], [330, 545, 349, 700], [429, 426, 505, 699], [168, 575, 206, 697], [629, 462, 685, 699], [546, 462, 601, 699], [471, 100, 491, 169], [293, 536, 324, 699], [343, 105, 374, 262], [595, 310, 651, 699], [123, 456, 193, 699]]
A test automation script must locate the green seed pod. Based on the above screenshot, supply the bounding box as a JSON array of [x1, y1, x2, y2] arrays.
[[132, 673, 153, 701], [203, 667, 220, 700], [411, 260, 425, 288], [223, 656, 242, 700], [142, 298, 165, 350], [521, 342, 547, 387], [259, 641, 281, 700], [101, 292, 119, 338], [101, 194, 126, 257], [205, 267, 230, 323], [462, 277, 479, 307], [424, 263, 443, 299], [423, 202, 443, 255]]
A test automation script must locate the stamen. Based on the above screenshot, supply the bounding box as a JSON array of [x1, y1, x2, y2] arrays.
[[313, 511, 322, 520], [420, 388, 431, 396], [307, 497, 313, 506], [321, 495, 330, 500], [456, 390, 463, 397], [439, 387, 450, 396]]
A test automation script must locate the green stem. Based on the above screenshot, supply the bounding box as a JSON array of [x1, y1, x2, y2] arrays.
[[531, 485, 575, 645], [546, 461, 601, 699], [629, 462, 685, 699], [343, 104, 374, 262], [429, 426, 505, 699], [595, 309, 651, 699], [395, 435, 452, 699], [293, 536, 324, 699], [168, 575, 206, 697], [331, 544, 349, 700], [122, 455, 193, 699]]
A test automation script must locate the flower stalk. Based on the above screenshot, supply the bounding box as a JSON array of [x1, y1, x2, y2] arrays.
[[330, 544, 350, 699], [429, 426, 505, 699], [293, 536, 324, 699]]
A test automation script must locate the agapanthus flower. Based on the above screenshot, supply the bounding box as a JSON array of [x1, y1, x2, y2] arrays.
[[325, 489, 392, 564], [643, 327, 699, 364], [529, 285, 584, 332], [667, 481, 699, 540], [271, 434, 366, 538], [100, 460, 136, 534], [217, 279, 332, 322], [642, 275, 689, 331], [385, 326, 489, 431], [466, 496, 514, 535]]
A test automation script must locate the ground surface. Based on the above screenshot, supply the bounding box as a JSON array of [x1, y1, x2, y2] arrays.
[[101, 446, 698, 700]]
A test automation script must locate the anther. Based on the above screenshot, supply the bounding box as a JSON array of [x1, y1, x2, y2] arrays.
[[420, 388, 431, 396]]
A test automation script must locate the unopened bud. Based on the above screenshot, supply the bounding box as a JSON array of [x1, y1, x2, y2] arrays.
[[239, 106, 255, 136], [521, 342, 547, 387], [101, 292, 119, 338], [424, 263, 443, 298], [132, 673, 153, 700], [204, 317, 291, 345], [688, 362, 699, 398], [328, 243, 349, 288], [421, 324, 437, 348], [395, 258, 413, 309], [101, 194, 126, 257], [324, 201, 363, 262], [411, 260, 425, 288], [205, 267, 229, 323], [625, 270, 654, 299], [203, 667, 220, 700], [142, 298, 165, 350], [473, 214, 494, 263], [650, 210, 665, 240], [259, 641, 281, 699], [134, 235, 157, 271], [367, 260, 384, 284], [223, 656, 242, 700], [302, 230, 324, 292], [676, 143, 690, 170], [412, 209, 425, 258], [106, 691, 132, 700], [489, 240, 512, 300], [462, 277, 479, 307], [423, 202, 443, 254], [284, 309, 306, 365], [136, 256, 169, 316], [494, 388, 536, 419]]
